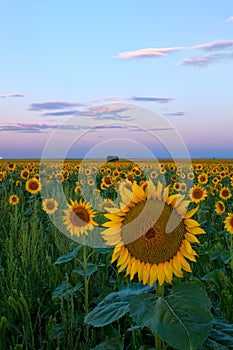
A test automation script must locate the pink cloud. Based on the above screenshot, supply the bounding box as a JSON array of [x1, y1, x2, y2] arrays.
[[116, 47, 182, 59], [0, 93, 25, 98]]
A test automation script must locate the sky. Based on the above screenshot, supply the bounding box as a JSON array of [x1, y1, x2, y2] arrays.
[[0, 1, 233, 159]]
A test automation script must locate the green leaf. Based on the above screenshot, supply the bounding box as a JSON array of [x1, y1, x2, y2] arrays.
[[55, 246, 82, 264], [91, 336, 124, 350], [84, 302, 129, 327], [52, 281, 82, 299], [73, 263, 98, 277], [129, 283, 212, 350], [220, 250, 232, 264], [200, 317, 233, 350]]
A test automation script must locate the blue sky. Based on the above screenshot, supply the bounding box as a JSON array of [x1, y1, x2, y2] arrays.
[[0, 1, 233, 159]]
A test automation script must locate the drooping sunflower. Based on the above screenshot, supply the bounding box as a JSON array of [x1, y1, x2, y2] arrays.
[[102, 180, 205, 286], [224, 213, 233, 234], [9, 195, 19, 205], [25, 177, 41, 194], [220, 187, 232, 200], [42, 198, 58, 214], [215, 200, 225, 214], [63, 199, 97, 237], [189, 185, 207, 203]]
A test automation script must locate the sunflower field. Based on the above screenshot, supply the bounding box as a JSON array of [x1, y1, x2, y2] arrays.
[[0, 159, 233, 350]]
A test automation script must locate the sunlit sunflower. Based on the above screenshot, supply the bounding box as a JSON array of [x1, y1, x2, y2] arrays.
[[220, 187, 232, 200], [42, 198, 58, 214], [198, 173, 208, 185], [189, 185, 207, 203], [20, 169, 29, 179], [25, 178, 41, 194], [63, 199, 97, 236], [215, 201, 225, 214], [224, 213, 233, 234], [102, 180, 205, 286], [0, 171, 6, 181], [9, 195, 19, 205]]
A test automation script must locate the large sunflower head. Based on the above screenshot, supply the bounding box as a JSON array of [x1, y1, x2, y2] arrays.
[[25, 177, 41, 194], [102, 180, 205, 286], [63, 199, 97, 237]]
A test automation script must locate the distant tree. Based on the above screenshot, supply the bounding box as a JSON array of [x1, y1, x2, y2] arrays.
[[106, 155, 119, 162]]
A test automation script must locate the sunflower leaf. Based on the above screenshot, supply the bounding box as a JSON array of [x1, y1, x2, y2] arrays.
[[54, 246, 82, 264], [91, 336, 124, 350], [200, 317, 233, 350], [84, 302, 129, 327], [129, 283, 212, 350]]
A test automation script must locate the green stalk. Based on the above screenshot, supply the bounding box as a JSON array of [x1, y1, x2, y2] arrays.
[[83, 245, 89, 313], [155, 283, 164, 350]]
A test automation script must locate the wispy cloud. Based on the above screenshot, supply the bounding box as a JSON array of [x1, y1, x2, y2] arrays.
[[193, 40, 233, 51], [226, 16, 233, 23], [129, 126, 174, 132], [116, 47, 182, 59], [165, 112, 185, 117], [131, 96, 174, 103], [42, 110, 79, 117], [75, 105, 131, 120], [0, 121, 87, 133], [179, 57, 213, 67], [0, 93, 25, 98], [29, 101, 85, 111]]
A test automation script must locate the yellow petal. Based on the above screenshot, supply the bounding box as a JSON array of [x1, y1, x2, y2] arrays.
[[175, 200, 190, 216], [164, 261, 173, 284], [117, 248, 129, 266], [130, 258, 140, 281], [157, 263, 165, 286], [102, 221, 121, 228], [118, 255, 131, 273], [156, 181, 163, 200], [184, 206, 199, 219], [187, 226, 206, 235], [172, 259, 183, 278], [138, 261, 145, 282], [185, 232, 200, 243], [149, 264, 158, 286], [104, 213, 124, 222], [163, 185, 170, 201], [177, 252, 192, 273], [184, 218, 200, 228], [111, 246, 124, 263], [173, 254, 181, 271], [142, 263, 151, 285]]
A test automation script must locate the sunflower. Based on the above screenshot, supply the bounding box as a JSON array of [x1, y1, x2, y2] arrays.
[[0, 171, 6, 181], [9, 195, 19, 205], [198, 173, 208, 185], [102, 180, 205, 286], [42, 198, 58, 214], [215, 201, 225, 214], [220, 187, 232, 200], [63, 199, 97, 236], [20, 169, 29, 179], [189, 185, 207, 203], [224, 213, 233, 234], [25, 178, 41, 194]]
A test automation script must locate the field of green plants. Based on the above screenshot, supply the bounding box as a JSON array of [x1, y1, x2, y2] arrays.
[[0, 159, 232, 350]]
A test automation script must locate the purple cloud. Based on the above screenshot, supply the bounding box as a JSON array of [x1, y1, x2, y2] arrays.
[[165, 112, 185, 117], [42, 110, 79, 117], [226, 16, 233, 23], [193, 40, 233, 51], [29, 101, 85, 111], [131, 96, 174, 103]]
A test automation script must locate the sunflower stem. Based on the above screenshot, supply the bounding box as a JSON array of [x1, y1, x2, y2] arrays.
[[154, 282, 164, 350], [83, 245, 89, 313]]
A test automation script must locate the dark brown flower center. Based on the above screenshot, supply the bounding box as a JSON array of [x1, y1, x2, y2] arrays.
[[121, 199, 186, 264], [70, 207, 90, 227]]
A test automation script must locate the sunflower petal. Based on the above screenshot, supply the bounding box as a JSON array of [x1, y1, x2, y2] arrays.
[[184, 206, 199, 219], [149, 264, 158, 286], [157, 263, 165, 286], [142, 263, 151, 285]]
